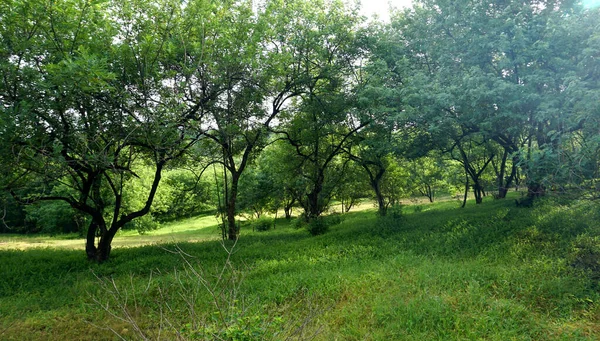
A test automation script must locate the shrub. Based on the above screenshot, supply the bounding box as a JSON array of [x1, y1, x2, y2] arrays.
[[252, 217, 274, 232], [306, 217, 329, 236], [374, 204, 403, 236], [387, 204, 403, 219], [325, 212, 343, 226], [24, 200, 85, 234], [292, 212, 308, 229]]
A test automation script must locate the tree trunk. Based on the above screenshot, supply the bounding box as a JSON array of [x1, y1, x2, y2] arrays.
[[96, 227, 118, 262], [85, 216, 115, 262], [375, 187, 387, 216], [226, 177, 239, 240], [462, 176, 469, 208], [367, 167, 386, 216], [307, 190, 320, 220], [424, 184, 434, 203], [225, 170, 243, 240], [284, 206, 292, 219], [473, 181, 483, 204], [306, 171, 325, 220], [86, 219, 99, 260]]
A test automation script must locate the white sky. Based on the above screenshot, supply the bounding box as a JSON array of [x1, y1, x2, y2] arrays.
[[359, 0, 413, 22]]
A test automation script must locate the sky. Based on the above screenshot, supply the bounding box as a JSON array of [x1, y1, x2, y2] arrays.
[[583, 0, 600, 8], [359, 0, 413, 22], [359, 0, 600, 21]]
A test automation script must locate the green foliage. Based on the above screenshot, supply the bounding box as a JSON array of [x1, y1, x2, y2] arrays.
[[305, 213, 343, 236], [374, 204, 403, 236], [251, 217, 274, 232], [157, 169, 214, 221], [292, 216, 307, 230], [306, 217, 330, 236], [24, 201, 84, 234]]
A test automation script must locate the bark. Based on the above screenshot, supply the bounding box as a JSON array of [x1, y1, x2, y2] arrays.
[[226, 172, 240, 240], [85, 219, 99, 260], [305, 169, 326, 220], [495, 151, 518, 199], [420, 184, 434, 203], [95, 227, 118, 262], [462, 173, 469, 208], [360, 162, 386, 216], [456, 142, 494, 206], [496, 149, 508, 198], [374, 181, 387, 216], [284, 205, 293, 219], [473, 182, 483, 204]]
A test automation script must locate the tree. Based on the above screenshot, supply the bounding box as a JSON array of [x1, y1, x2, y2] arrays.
[[0, 0, 207, 261], [190, 0, 357, 239], [406, 155, 448, 203], [386, 0, 596, 201], [335, 160, 370, 213], [254, 140, 303, 220], [273, 0, 368, 220]]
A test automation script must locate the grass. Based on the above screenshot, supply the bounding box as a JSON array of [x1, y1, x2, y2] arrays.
[[1, 194, 599, 340]]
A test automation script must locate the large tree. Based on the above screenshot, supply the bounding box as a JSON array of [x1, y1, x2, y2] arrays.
[[387, 0, 597, 199], [0, 0, 213, 261], [189, 0, 313, 240]]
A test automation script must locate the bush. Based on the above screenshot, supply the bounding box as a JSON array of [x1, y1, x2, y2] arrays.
[[306, 217, 329, 236], [292, 213, 308, 229], [251, 217, 274, 232], [387, 204, 403, 219], [325, 212, 343, 226], [374, 204, 403, 236], [24, 200, 85, 234]]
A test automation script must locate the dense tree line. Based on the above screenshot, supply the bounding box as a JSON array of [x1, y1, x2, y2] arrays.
[[1, 0, 598, 261]]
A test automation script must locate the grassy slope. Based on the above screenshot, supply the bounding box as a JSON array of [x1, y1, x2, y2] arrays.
[[0, 196, 599, 340]]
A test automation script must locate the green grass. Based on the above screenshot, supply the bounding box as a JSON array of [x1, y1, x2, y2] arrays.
[[1, 195, 599, 340]]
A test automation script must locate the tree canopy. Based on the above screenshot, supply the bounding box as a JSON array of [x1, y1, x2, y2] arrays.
[[1, 0, 599, 261]]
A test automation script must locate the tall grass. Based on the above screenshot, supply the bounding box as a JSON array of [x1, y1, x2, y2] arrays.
[[1, 196, 599, 340]]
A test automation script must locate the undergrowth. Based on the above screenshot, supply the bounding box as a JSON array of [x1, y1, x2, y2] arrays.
[[1, 195, 599, 340]]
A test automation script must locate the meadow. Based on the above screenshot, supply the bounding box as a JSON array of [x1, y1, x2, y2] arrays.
[[1, 195, 599, 340]]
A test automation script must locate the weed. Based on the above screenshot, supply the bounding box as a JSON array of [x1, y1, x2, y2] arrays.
[[92, 242, 322, 340]]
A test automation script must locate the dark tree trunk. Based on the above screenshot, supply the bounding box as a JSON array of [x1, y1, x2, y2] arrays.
[[462, 175, 469, 208], [363, 164, 386, 216], [284, 206, 293, 219], [375, 185, 387, 216], [495, 152, 518, 199], [496, 150, 508, 198], [96, 227, 118, 262], [473, 181, 484, 204], [421, 184, 434, 203], [305, 170, 325, 220], [226, 173, 240, 240], [85, 216, 117, 262], [86, 220, 99, 260], [282, 196, 295, 219], [307, 191, 320, 220]]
